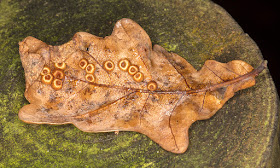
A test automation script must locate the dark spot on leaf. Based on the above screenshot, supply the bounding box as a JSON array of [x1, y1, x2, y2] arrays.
[[40, 107, 50, 113], [177, 62, 186, 70], [163, 81, 169, 86], [37, 89, 42, 94], [48, 94, 56, 103], [105, 91, 110, 98], [122, 101, 130, 108], [151, 95, 159, 102], [86, 119, 92, 124], [58, 103, 64, 107]]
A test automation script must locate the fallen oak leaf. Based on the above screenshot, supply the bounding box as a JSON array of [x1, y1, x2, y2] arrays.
[[18, 18, 266, 153]]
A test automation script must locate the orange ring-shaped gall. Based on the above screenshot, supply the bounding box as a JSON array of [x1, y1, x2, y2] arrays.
[[133, 72, 144, 82], [118, 59, 130, 71], [79, 58, 88, 69], [40, 66, 51, 76], [85, 74, 95, 83], [41, 74, 53, 85], [86, 63, 95, 74], [128, 65, 139, 76], [147, 81, 157, 91], [52, 69, 65, 79], [54, 62, 66, 70], [103, 60, 115, 71], [51, 79, 63, 90]]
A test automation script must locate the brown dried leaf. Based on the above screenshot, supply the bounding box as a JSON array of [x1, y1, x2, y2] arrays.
[[18, 18, 266, 153]]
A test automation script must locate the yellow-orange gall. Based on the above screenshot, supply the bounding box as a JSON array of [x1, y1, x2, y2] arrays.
[[55, 62, 66, 70], [52, 69, 65, 79], [85, 74, 95, 83], [147, 81, 157, 91], [118, 59, 130, 71], [133, 72, 144, 82], [86, 63, 95, 74], [41, 74, 53, 85], [103, 60, 115, 71], [51, 79, 63, 90], [128, 65, 139, 76], [79, 58, 88, 69], [40, 66, 51, 76]]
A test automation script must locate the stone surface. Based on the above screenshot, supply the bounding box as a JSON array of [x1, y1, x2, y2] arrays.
[[0, 0, 279, 167]]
